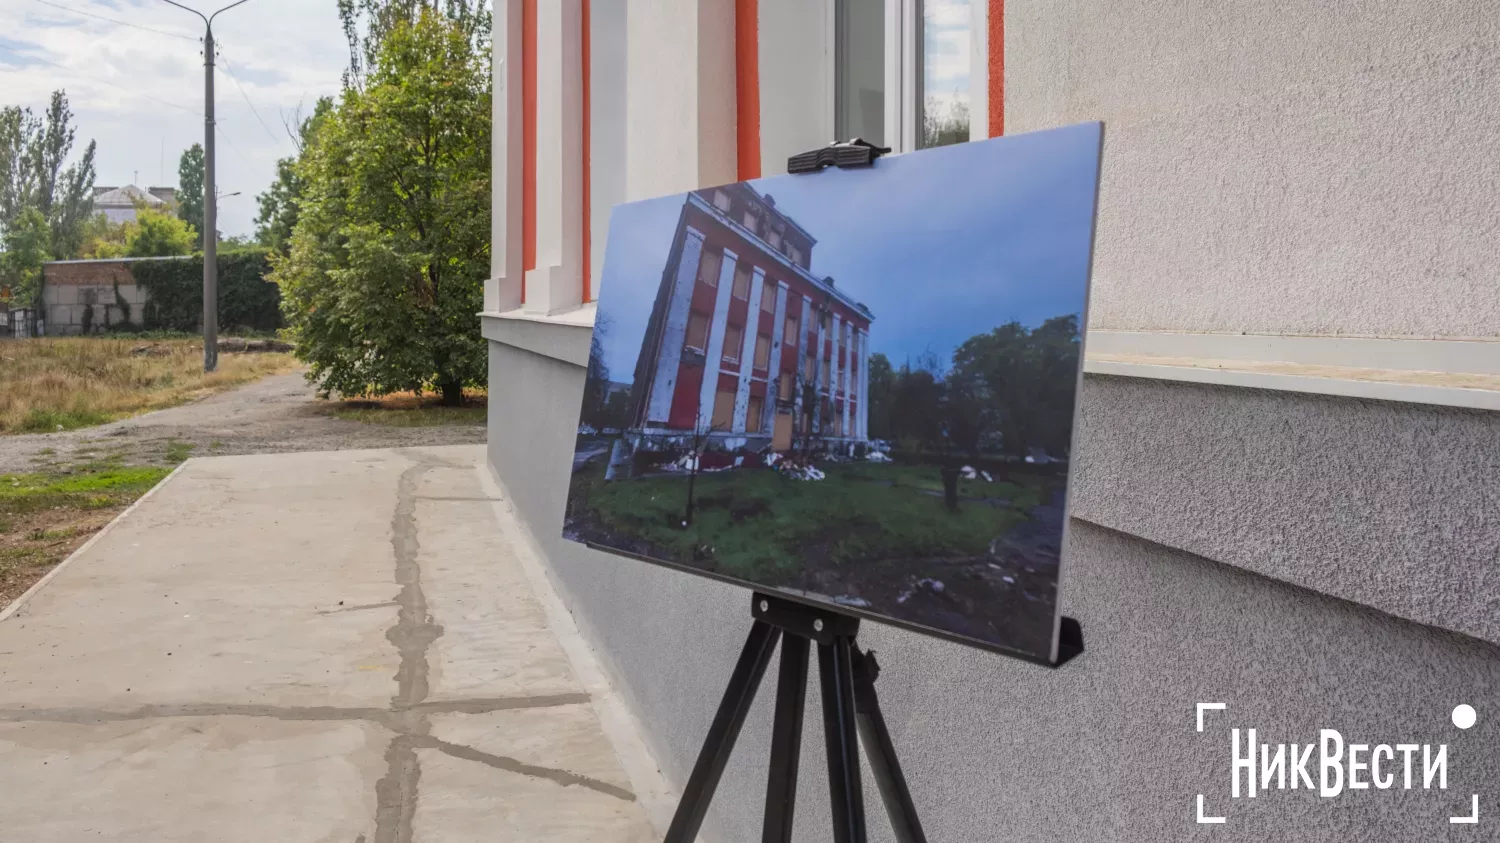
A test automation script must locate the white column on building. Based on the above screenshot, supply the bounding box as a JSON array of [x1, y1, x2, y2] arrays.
[[732, 267, 767, 433], [696, 248, 739, 431], [812, 310, 827, 434], [523, 0, 584, 315], [794, 295, 812, 433], [646, 226, 705, 424], [764, 282, 790, 432], [841, 321, 853, 438], [489, 0, 523, 312], [858, 329, 871, 440], [830, 313, 843, 436]]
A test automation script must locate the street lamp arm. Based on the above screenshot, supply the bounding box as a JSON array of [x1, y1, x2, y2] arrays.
[[208, 0, 253, 26], [153, 0, 207, 26]]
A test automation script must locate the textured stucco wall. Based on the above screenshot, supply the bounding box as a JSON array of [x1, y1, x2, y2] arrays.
[[486, 338, 1500, 842], [1005, 0, 1500, 339]]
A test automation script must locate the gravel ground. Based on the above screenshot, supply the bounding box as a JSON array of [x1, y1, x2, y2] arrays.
[[0, 371, 487, 475]]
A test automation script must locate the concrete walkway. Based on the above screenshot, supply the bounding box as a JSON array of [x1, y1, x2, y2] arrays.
[[0, 445, 661, 842]]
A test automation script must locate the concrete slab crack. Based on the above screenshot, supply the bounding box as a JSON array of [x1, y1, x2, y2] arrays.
[[411, 735, 637, 802]]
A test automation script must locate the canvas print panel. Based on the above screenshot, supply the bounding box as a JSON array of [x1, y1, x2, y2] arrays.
[[563, 123, 1101, 661]]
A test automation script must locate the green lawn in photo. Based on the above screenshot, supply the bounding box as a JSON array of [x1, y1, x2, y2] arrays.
[[571, 459, 1051, 583]]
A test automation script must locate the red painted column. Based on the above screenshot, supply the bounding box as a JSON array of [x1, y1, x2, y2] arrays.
[[735, 0, 761, 180], [989, 0, 1004, 136]]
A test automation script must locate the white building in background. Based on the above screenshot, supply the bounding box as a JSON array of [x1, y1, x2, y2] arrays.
[[480, 3, 1500, 841], [93, 185, 176, 223]]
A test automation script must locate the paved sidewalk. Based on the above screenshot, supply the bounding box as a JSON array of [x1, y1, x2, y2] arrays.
[[0, 445, 658, 842]]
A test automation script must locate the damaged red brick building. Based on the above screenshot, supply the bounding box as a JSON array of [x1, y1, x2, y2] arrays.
[[628, 184, 873, 451]]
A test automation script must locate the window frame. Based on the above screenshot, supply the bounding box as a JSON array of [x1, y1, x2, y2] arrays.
[[722, 324, 744, 363], [684, 310, 711, 353]]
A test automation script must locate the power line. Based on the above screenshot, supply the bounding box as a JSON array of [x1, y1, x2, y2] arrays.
[[26, 0, 198, 42], [0, 44, 202, 117], [216, 47, 285, 148]]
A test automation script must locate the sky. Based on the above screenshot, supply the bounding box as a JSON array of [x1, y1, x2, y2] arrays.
[[594, 121, 1103, 382], [923, 0, 970, 119], [0, 0, 349, 238]]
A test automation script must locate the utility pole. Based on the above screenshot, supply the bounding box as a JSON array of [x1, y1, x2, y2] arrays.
[[157, 0, 251, 372]]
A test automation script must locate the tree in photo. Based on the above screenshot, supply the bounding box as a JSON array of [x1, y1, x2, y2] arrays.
[[177, 144, 205, 249], [125, 207, 197, 258], [0, 91, 97, 261], [0, 207, 49, 308], [337, 0, 491, 87], [273, 10, 491, 406]]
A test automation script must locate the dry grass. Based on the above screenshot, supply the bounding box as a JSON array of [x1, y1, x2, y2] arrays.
[[0, 338, 298, 433], [326, 390, 488, 427]]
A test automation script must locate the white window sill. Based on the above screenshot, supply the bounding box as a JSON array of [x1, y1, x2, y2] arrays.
[[1084, 331, 1500, 412], [480, 305, 596, 367]]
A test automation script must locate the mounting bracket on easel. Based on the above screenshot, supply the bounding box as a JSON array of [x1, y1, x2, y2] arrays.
[[787, 138, 892, 174]]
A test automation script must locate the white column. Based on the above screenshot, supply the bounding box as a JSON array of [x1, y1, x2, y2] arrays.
[[524, 0, 584, 315], [626, 0, 736, 199], [696, 249, 739, 431], [858, 329, 870, 439], [830, 313, 842, 436], [794, 295, 812, 433], [646, 226, 705, 424], [489, 0, 523, 312], [764, 282, 790, 431], [841, 321, 853, 438], [732, 267, 767, 433], [812, 309, 827, 434]]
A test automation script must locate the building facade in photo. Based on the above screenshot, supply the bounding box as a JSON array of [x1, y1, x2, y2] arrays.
[[481, 2, 1500, 841], [92, 185, 176, 224], [628, 185, 873, 451]]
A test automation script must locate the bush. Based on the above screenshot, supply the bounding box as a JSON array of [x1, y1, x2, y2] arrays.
[[129, 249, 283, 334]]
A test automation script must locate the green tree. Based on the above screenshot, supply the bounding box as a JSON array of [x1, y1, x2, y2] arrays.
[[126, 207, 197, 257], [0, 91, 96, 260], [0, 207, 49, 307], [255, 97, 333, 254], [177, 144, 205, 249], [337, 0, 491, 87], [273, 11, 491, 406]]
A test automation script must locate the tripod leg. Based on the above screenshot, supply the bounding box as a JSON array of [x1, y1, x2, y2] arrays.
[[665, 621, 781, 843], [818, 636, 867, 843], [762, 634, 809, 843], [851, 649, 927, 843]]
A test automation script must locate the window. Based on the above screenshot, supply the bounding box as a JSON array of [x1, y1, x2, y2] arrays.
[[712, 389, 736, 429], [742, 209, 758, 233], [746, 396, 764, 434], [822, 355, 832, 386], [919, 0, 972, 150], [713, 190, 732, 211], [760, 283, 777, 313], [784, 313, 799, 344], [834, 0, 885, 148], [722, 325, 743, 362], [698, 248, 723, 286], [754, 334, 771, 369], [804, 354, 816, 382], [778, 377, 793, 401], [685, 311, 710, 352], [731, 264, 752, 300], [787, 244, 804, 267], [767, 227, 782, 250]]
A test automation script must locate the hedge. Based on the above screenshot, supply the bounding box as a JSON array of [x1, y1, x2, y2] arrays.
[[128, 249, 283, 334]]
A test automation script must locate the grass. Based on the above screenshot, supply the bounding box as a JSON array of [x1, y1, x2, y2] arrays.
[[0, 463, 173, 607], [326, 391, 487, 427], [572, 460, 1052, 582], [0, 337, 298, 433]]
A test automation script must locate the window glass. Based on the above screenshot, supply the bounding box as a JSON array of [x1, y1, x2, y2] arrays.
[[783, 313, 799, 343], [778, 376, 793, 401], [746, 396, 764, 433], [713, 190, 732, 211], [722, 325, 743, 362], [685, 311, 710, 351], [712, 390, 736, 429], [761, 283, 777, 313], [767, 228, 782, 250], [742, 209, 758, 233], [834, 0, 884, 147], [804, 354, 816, 382], [698, 248, 722, 286], [920, 0, 971, 149], [822, 355, 831, 386], [731, 265, 752, 300], [754, 334, 771, 369]]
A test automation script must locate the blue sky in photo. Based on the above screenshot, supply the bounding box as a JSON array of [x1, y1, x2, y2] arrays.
[[594, 122, 1102, 382]]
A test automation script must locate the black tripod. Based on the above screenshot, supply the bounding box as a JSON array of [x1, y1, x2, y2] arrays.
[[664, 594, 926, 843]]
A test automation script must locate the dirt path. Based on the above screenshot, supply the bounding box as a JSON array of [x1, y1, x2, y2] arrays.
[[0, 372, 487, 475]]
